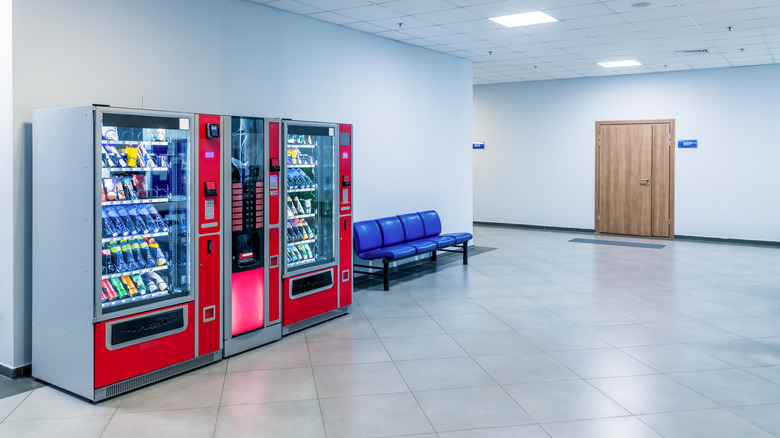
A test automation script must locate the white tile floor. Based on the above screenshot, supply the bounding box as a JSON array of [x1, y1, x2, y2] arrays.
[[2, 225, 780, 437]]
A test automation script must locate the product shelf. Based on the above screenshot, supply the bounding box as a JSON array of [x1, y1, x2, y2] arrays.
[[102, 197, 169, 206], [288, 238, 316, 246], [102, 231, 168, 244], [104, 166, 168, 172], [102, 264, 168, 281], [287, 187, 317, 193], [288, 258, 316, 268], [102, 140, 169, 146], [288, 213, 315, 219]]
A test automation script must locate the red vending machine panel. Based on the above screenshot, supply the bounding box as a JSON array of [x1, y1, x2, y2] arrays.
[[268, 121, 282, 324], [197, 114, 221, 357], [95, 303, 195, 388], [338, 124, 353, 308]]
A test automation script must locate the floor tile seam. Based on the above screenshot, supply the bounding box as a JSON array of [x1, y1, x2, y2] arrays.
[[411, 384, 540, 433], [683, 340, 775, 368], [383, 349, 438, 437], [302, 330, 331, 438], [661, 370, 765, 408], [0, 389, 34, 424], [225, 364, 314, 375], [725, 401, 780, 435], [0, 388, 38, 424], [209, 364, 227, 438], [616, 344, 735, 374]]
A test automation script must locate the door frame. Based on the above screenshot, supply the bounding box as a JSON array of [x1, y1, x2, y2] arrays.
[[595, 119, 675, 238]]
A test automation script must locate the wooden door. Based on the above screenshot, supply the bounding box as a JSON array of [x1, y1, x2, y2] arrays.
[[595, 120, 674, 238]]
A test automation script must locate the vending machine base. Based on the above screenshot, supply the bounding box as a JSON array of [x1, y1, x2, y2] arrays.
[[94, 351, 221, 402], [224, 324, 282, 357], [282, 305, 351, 335]]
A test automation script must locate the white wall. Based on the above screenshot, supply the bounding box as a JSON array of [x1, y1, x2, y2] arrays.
[[6, 0, 472, 368], [1, 0, 15, 370], [474, 64, 780, 242]]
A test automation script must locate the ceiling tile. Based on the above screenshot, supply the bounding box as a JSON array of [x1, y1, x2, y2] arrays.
[[369, 16, 433, 30], [630, 16, 694, 30], [619, 6, 688, 22], [336, 4, 404, 20], [425, 33, 480, 44], [563, 14, 628, 29], [465, 1, 543, 19], [343, 21, 389, 32], [297, 0, 372, 9], [545, 3, 616, 21], [583, 23, 638, 36], [441, 19, 503, 33], [306, 11, 358, 24], [383, 0, 456, 15], [415, 7, 484, 24], [264, 0, 323, 14], [401, 25, 458, 37], [602, 0, 679, 13]]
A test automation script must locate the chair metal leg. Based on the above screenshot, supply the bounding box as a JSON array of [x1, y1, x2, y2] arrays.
[[462, 242, 469, 265], [431, 250, 437, 261], [383, 259, 390, 291]]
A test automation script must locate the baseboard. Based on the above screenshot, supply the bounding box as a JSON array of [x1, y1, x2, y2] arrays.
[[473, 221, 594, 234], [675, 234, 780, 248], [472, 221, 780, 248], [0, 363, 31, 379]]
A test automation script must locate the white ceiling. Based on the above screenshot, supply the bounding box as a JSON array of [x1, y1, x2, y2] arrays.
[[251, 0, 780, 84]]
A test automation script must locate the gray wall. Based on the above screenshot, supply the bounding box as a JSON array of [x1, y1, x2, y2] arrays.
[[474, 64, 780, 242], [1, 0, 15, 370], [2, 0, 473, 370]]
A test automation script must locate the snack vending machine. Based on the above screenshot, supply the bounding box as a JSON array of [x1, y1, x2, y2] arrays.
[[281, 121, 353, 333], [32, 106, 222, 401], [222, 116, 282, 356]]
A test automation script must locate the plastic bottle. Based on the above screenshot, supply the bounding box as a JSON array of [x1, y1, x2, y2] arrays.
[[142, 273, 159, 293], [131, 274, 148, 295], [128, 206, 149, 234], [110, 241, 129, 272], [110, 277, 128, 299], [117, 207, 138, 235], [138, 238, 156, 268], [144, 205, 168, 232], [102, 208, 117, 238], [106, 207, 129, 236], [120, 240, 139, 271]]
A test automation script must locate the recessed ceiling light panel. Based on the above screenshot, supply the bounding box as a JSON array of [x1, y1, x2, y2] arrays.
[[489, 11, 558, 28], [598, 60, 642, 68]]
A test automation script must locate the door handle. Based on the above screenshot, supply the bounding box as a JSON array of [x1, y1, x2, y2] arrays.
[[639, 178, 650, 186]]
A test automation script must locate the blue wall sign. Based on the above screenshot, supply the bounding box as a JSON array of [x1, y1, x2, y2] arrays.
[[472, 142, 485, 149], [678, 139, 697, 148]]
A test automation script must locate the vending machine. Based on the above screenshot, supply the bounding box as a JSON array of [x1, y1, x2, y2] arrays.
[[281, 121, 353, 333], [222, 116, 282, 356], [32, 106, 222, 401]]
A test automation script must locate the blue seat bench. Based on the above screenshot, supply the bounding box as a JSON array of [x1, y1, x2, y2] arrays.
[[353, 210, 472, 291]]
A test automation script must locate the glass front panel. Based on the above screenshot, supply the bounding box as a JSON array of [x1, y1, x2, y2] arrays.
[[230, 116, 264, 271], [99, 112, 191, 314], [229, 117, 266, 336], [284, 124, 335, 274]]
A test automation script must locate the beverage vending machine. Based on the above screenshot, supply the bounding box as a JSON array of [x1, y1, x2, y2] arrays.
[[281, 121, 353, 333], [32, 106, 222, 401], [222, 116, 282, 356]]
